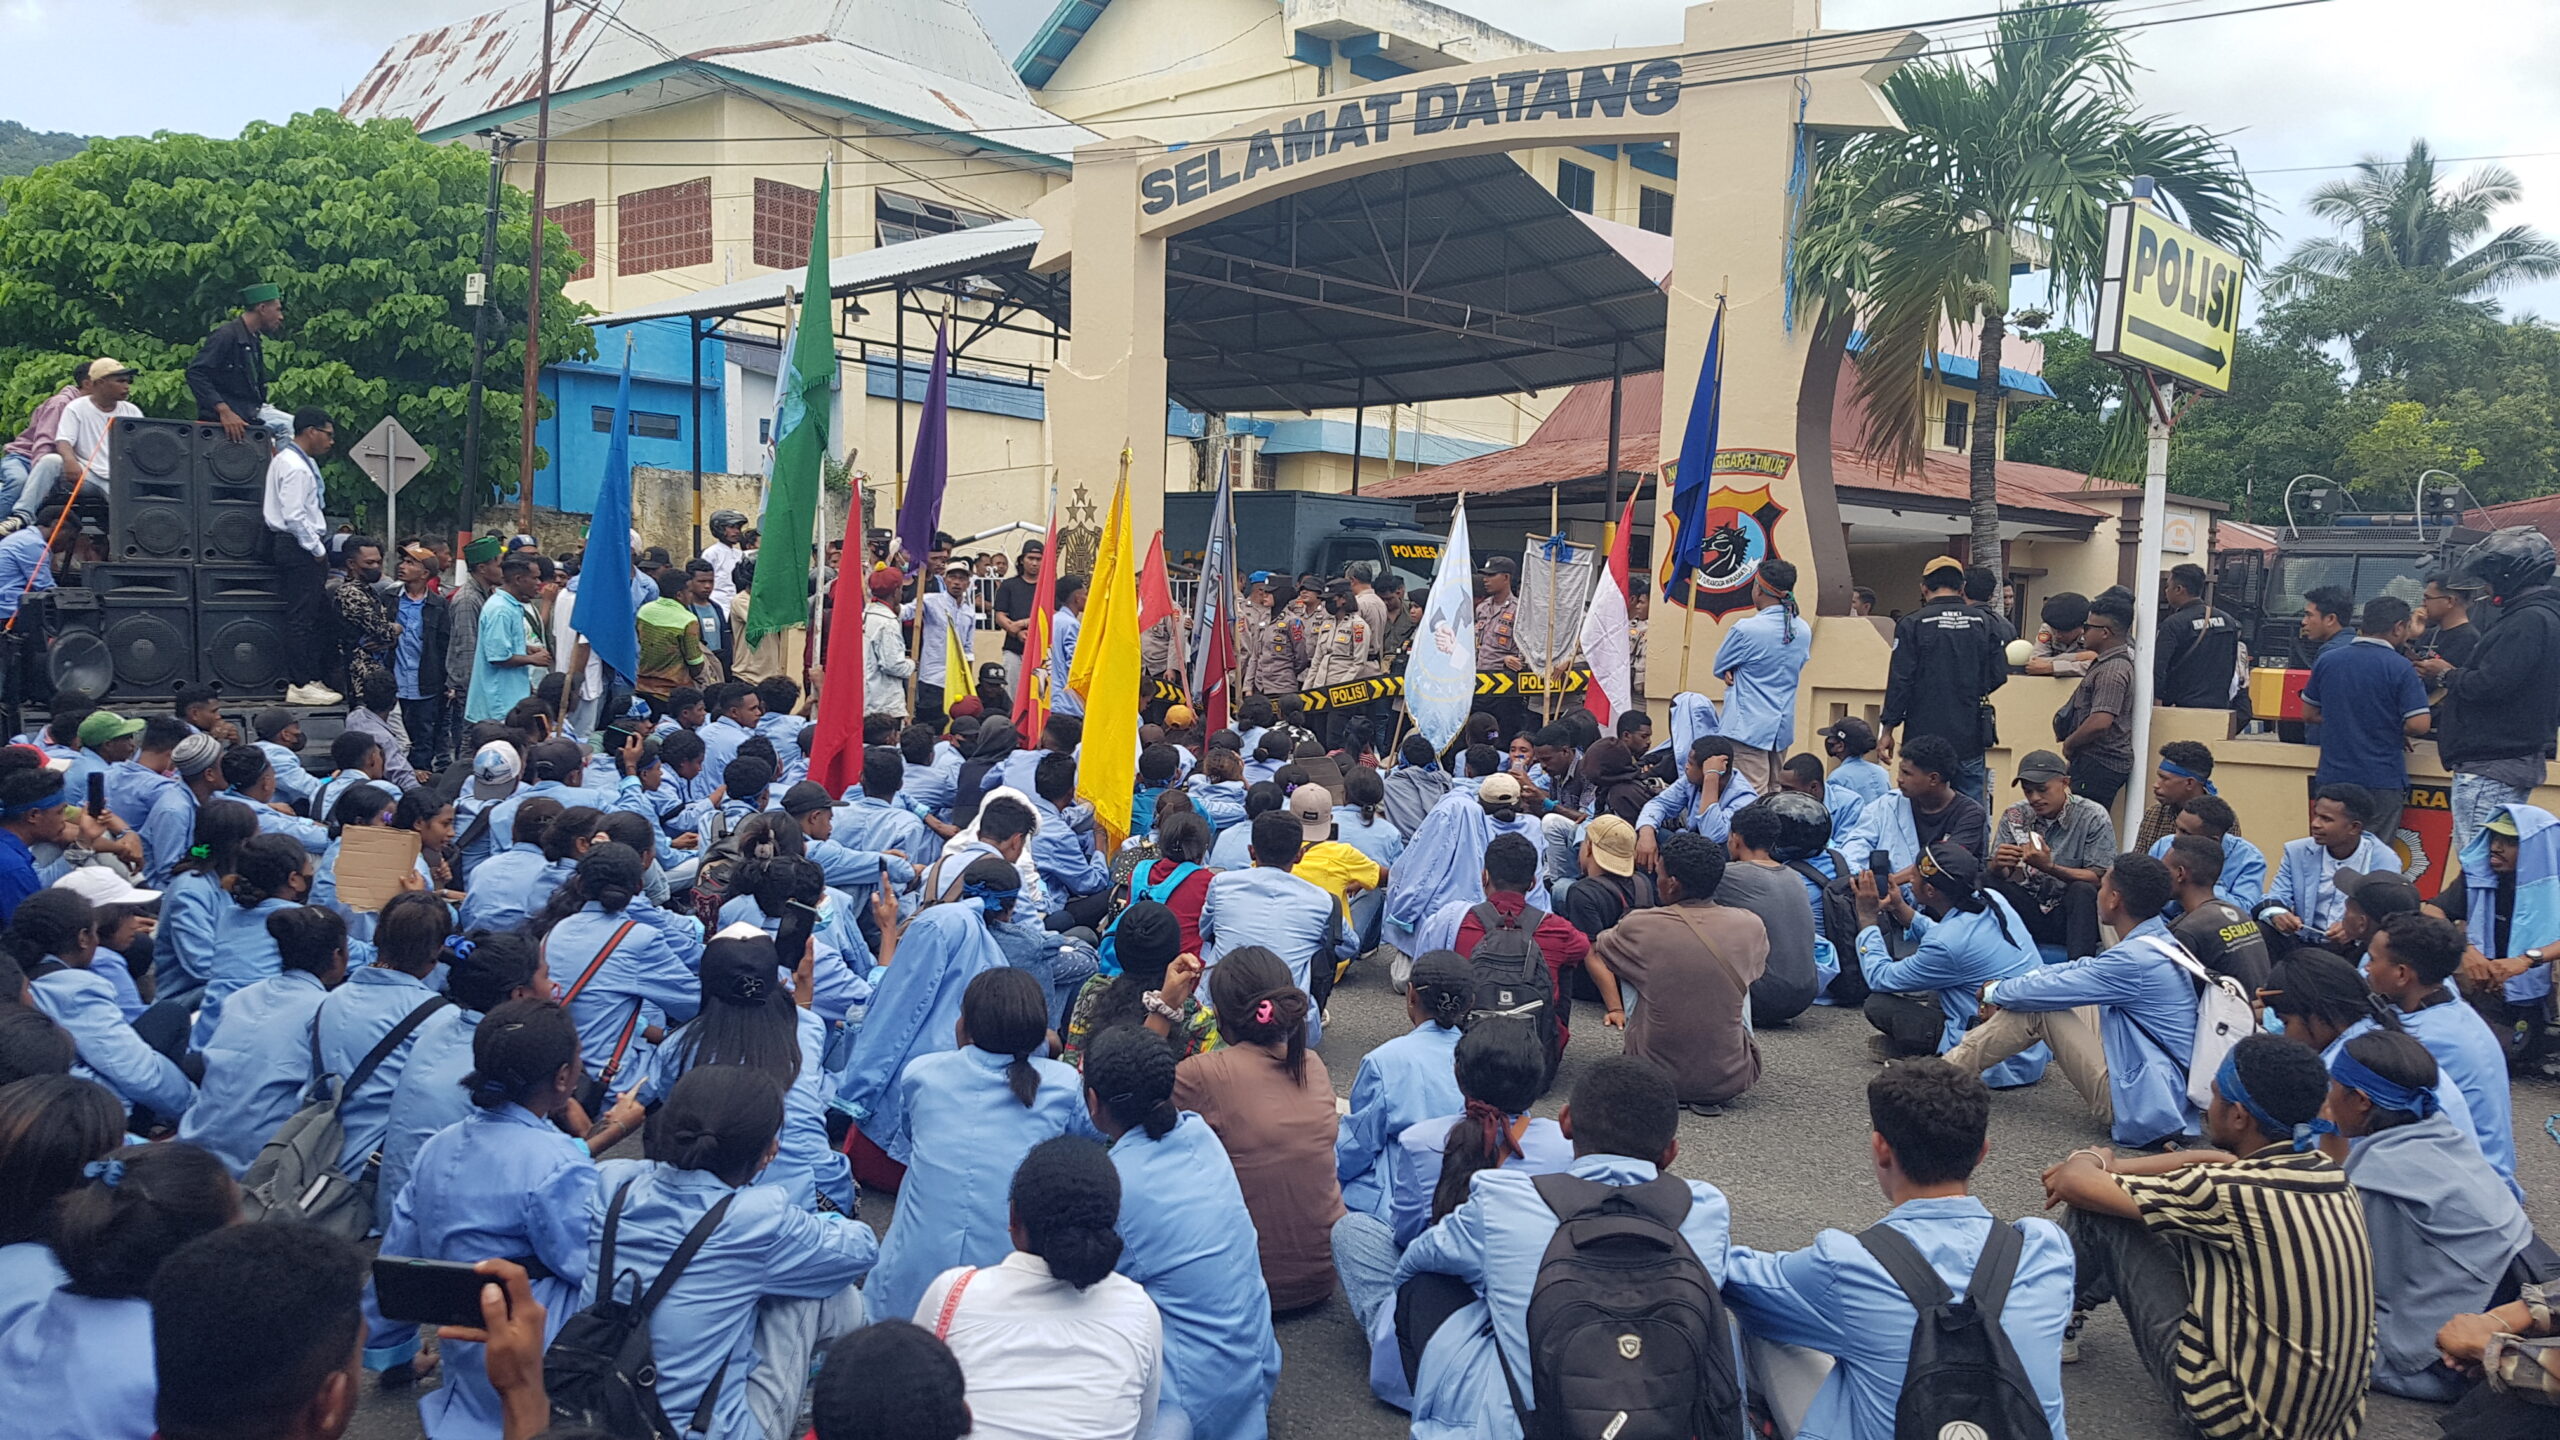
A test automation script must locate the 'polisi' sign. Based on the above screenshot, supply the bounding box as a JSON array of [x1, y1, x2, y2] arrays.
[[2093, 200, 2246, 395], [1132, 50, 1684, 232]]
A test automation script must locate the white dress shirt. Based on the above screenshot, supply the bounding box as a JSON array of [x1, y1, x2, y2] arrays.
[[916, 1251, 1163, 1440], [262, 441, 327, 558]]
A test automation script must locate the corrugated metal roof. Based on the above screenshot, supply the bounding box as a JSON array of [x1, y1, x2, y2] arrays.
[[585, 216, 1047, 325], [343, 0, 1096, 161]]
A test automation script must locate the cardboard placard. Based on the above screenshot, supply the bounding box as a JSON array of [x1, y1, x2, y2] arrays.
[[332, 826, 421, 913]]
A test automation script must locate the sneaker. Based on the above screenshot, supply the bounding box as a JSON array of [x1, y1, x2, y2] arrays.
[[1681, 1102, 1728, 1118], [2060, 1310, 2086, 1363], [285, 682, 343, 706], [0, 517, 24, 538]]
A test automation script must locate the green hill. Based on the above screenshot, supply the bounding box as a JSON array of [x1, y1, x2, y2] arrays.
[[0, 121, 88, 178]]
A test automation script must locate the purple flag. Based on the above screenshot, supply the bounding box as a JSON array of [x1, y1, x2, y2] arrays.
[[895, 324, 951, 570]]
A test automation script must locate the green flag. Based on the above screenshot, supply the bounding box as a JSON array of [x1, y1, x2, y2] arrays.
[[747, 173, 831, 644]]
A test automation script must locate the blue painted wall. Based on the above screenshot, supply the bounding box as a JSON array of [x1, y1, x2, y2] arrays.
[[535, 317, 728, 514]]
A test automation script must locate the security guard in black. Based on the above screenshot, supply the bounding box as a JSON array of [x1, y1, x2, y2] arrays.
[[1880, 557, 2007, 758]]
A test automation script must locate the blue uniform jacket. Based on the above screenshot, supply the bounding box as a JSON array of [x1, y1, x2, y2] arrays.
[[178, 968, 331, 1174], [831, 905, 1005, 1162], [1638, 773, 1761, 846], [377, 1002, 482, 1215], [456, 843, 556, 935], [193, 895, 316, 1046], [1111, 1113, 1282, 1440], [1856, 891, 2048, 1088], [32, 963, 194, 1119], [0, 1287, 155, 1440], [642, 1007, 850, 1213], [2147, 829, 2269, 909], [315, 966, 447, 1185], [1336, 1022, 1463, 1219], [1983, 919, 2201, 1144], [548, 904, 702, 1083]]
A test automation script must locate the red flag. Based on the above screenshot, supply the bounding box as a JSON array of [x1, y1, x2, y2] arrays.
[[805, 566, 870, 795], [1137, 531, 1176, 630], [1012, 509, 1060, 737]]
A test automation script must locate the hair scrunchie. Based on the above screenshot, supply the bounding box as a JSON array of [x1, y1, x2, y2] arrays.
[[1252, 998, 1276, 1025], [83, 1158, 123, 1188]]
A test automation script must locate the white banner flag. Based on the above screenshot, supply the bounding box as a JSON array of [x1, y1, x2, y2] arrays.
[[1403, 498, 1477, 754], [1517, 532, 1595, 673]]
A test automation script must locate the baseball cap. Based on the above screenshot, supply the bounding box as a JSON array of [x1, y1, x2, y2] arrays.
[[251, 708, 300, 742], [1816, 717, 1875, 752], [1324, 578, 1354, 598], [944, 559, 972, 575], [2333, 867, 2421, 917], [2487, 812, 2522, 838], [400, 542, 437, 565], [1922, 555, 1967, 581], [1020, 538, 1045, 553], [76, 712, 144, 748], [781, 781, 836, 817], [1163, 703, 1197, 729], [171, 734, 222, 778], [88, 356, 136, 383], [1586, 814, 1637, 876], [470, 741, 523, 801], [1478, 772, 1523, 805], [2012, 749, 2070, 786], [53, 866, 159, 908], [1287, 783, 1333, 842], [1479, 555, 1520, 577], [867, 567, 902, 597], [527, 740, 585, 784], [1914, 842, 1984, 900]]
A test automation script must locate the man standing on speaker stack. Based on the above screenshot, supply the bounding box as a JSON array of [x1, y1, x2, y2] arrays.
[[188, 282, 291, 445], [263, 407, 339, 708]]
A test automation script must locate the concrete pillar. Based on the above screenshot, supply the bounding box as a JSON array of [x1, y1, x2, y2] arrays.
[[1052, 139, 1169, 540]]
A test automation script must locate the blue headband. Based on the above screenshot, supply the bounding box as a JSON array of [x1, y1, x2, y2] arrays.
[[2329, 1048, 2438, 1120], [2216, 1048, 2335, 1152], [2158, 759, 2217, 795], [961, 876, 1019, 916], [0, 782, 66, 818]]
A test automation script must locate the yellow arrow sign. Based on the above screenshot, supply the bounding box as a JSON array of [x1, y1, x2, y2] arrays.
[[2094, 201, 2245, 395]]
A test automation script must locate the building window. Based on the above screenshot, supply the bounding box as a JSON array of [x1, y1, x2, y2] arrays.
[[1942, 398, 1971, 451], [876, 190, 1000, 248], [753, 178, 821, 271], [1637, 186, 1674, 235], [546, 199, 595, 283], [616, 178, 712, 277], [594, 406, 681, 440], [1556, 160, 1595, 214]]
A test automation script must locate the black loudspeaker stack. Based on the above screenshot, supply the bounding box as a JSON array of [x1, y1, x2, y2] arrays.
[[38, 417, 293, 705]]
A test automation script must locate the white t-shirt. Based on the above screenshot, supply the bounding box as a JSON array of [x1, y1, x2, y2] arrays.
[[55, 400, 140, 481], [917, 1252, 1162, 1440], [704, 541, 746, 608]]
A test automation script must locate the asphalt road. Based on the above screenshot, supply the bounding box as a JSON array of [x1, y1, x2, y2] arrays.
[[351, 958, 2549, 1440]]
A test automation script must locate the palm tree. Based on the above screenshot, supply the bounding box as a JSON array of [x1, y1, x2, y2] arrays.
[[1798, 3, 2262, 566], [2268, 139, 2560, 380]]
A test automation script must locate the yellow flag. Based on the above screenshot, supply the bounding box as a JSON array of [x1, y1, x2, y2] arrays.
[[944, 620, 973, 704], [1070, 455, 1140, 851]]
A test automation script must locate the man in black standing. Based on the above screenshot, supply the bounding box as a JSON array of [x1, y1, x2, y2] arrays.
[[994, 538, 1045, 699], [1880, 554, 2005, 806], [2154, 562, 2242, 708], [186, 283, 288, 444]]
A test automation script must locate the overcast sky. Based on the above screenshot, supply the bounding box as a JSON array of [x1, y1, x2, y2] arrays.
[[6, 0, 2554, 320]]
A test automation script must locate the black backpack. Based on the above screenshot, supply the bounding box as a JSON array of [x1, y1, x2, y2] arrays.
[[545, 1180, 737, 1439], [1855, 1220, 2053, 1440], [1505, 1172, 1741, 1440], [1789, 850, 1868, 1004], [1465, 901, 1560, 1078]]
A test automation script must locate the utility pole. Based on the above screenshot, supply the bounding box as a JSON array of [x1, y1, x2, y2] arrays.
[[462, 132, 508, 556], [515, 0, 555, 534]]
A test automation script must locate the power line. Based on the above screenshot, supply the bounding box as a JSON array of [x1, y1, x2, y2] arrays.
[[2252, 148, 2560, 177]]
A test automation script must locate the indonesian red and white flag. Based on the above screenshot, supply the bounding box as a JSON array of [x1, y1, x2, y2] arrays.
[[1577, 482, 1645, 725]]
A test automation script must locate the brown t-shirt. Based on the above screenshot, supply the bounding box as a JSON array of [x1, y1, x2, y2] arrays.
[[1173, 1042, 1344, 1309], [1590, 902, 1768, 1106]]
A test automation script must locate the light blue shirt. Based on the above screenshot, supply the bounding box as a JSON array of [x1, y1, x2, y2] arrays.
[[1337, 1022, 1464, 1219], [213, 790, 330, 854], [1710, 604, 1813, 751], [862, 1045, 1098, 1324], [395, 592, 427, 699], [550, 903, 703, 1084], [1638, 772, 1761, 846], [832, 906, 1007, 1163], [456, 843, 556, 936], [1205, 817, 1256, 872], [376, 1002, 482, 1218], [642, 1007, 850, 1213], [0, 526, 55, 620], [581, 1160, 876, 1440], [153, 871, 226, 1003], [192, 895, 312, 1047], [1050, 608, 1084, 717], [134, 776, 200, 887], [832, 794, 940, 873], [380, 1103, 598, 1440], [0, 1287, 156, 1440], [1721, 1198, 2074, 1440], [102, 758, 173, 841], [314, 966, 445, 1184], [256, 739, 322, 806], [1332, 806, 1406, 865], [31, 963, 195, 1119], [1828, 755, 1893, 815], [697, 716, 756, 791], [2401, 995, 2523, 1202], [1110, 1113, 1282, 1440], [713, 895, 870, 1025], [1383, 1113, 1574, 1252], [1984, 918, 2202, 1145], [0, 1242, 63, 1334], [1029, 795, 1110, 913], [178, 967, 330, 1175], [2147, 829, 2269, 910], [904, 748, 962, 819], [1199, 865, 1351, 1000], [2265, 832, 2399, 933], [1857, 891, 2042, 1056], [466, 594, 536, 723]]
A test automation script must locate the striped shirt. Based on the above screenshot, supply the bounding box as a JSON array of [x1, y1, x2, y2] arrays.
[[2117, 1147, 2373, 1440]]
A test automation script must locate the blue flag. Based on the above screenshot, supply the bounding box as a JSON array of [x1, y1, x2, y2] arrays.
[[1663, 300, 1724, 597], [571, 332, 640, 684]]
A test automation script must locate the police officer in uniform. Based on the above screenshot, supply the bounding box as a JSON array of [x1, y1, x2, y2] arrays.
[[1879, 555, 2006, 805], [187, 282, 289, 444]]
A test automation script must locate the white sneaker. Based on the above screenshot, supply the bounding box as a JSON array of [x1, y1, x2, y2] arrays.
[[284, 682, 343, 706]]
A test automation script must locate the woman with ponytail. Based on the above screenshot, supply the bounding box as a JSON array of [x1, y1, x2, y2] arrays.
[[540, 843, 702, 1095], [1334, 950, 1472, 1222], [0, 1139, 236, 1439], [717, 853, 871, 1024], [376, 932, 552, 1214], [376, 998, 600, 1438], [1174, 946, 1343, 1310], [192, 831, 317, 1045], [864, 966, 1093, 1325], [631, 934, 849, 1213], [1084, 1025, 1279, 1440], [1062, 899, 1220, 1068], [833, 858, 1009, 1192], [0, 1074, 123, 1327], [919, 1135, 1162, 1440], [177, 906, 350, 1176], [588, 1065, 877, 1440], [155, 799, 259, 1009]]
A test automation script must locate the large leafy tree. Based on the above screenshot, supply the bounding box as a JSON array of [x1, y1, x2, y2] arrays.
[[1797, 2, 2263, 565], [0, 110, 593, 529], [2269, 140, 2560, 400]]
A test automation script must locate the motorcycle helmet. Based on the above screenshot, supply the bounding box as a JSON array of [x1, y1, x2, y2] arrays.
[[709, 508, 749, 541], [2458, 526, 2557, 599], [1763, 789, 1834, 864]]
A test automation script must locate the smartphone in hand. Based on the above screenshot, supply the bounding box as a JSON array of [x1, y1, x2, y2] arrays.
[[86, 773, 104, 818], [373, 1256, 502, 1329]]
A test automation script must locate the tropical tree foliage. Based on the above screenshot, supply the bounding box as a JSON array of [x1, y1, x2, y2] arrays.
[[1797, 1, 2263, 565], [0, 110, 593, 528]]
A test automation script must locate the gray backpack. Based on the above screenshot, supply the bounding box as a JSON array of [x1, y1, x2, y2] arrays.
[[239, 996, 450, 1239]]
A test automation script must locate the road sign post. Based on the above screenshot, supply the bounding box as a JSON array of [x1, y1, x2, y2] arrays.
[[2095, 189, 2245, 835], [350, 417, 430, 555]]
